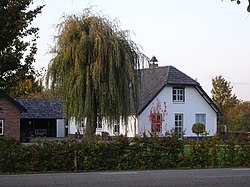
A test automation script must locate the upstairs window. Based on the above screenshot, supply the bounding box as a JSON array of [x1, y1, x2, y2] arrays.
[[0, 120, 4, 135], [173, 87, 185, 102]]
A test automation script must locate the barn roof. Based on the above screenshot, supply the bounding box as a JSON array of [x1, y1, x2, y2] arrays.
[[15, 98, 63, 119]]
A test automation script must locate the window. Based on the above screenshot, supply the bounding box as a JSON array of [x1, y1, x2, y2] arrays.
[[96, 117, 103, 129], [151, 113, 162, 133], [173, 87, 185, 102], [0, 120, 4, 135], [174, 114, 183, 138], [195, 114, 206, 125], [114, 124, 120, 134]]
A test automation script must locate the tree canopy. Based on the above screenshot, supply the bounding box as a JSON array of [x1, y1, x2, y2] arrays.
[[192, 123, 206, 140], [222, 0, 250, 12], [211, 75, 239, 114], [9, 68, 45, 98], [0, 0, 44, 96], [210, 75, 250, 132], [46, 10, 146, 136], [226, 101, 250, 132]]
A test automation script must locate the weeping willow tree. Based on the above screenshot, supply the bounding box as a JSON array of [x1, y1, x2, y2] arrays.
[[46, 10, 146, 136]]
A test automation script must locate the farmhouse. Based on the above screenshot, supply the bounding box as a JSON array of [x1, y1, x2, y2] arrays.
[[68, 64, 222, 138], [0, 64, 222, 141]]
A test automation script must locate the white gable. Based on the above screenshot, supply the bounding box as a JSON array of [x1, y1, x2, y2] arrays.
[[138, 85, 217, 137]]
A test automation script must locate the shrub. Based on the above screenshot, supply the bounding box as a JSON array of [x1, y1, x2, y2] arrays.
[[1, 135, 250, 173], [192, 123, 206, 140]]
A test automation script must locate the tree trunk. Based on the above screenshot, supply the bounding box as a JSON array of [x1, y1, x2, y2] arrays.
[[85, 97, 98, 136]]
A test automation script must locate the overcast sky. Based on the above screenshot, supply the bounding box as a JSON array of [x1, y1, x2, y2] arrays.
[[31, 0, 250, 101]]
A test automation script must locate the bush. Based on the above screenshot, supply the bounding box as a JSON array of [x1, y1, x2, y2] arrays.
[[192, 123, 206, 140], [0, 135, 250, 173]]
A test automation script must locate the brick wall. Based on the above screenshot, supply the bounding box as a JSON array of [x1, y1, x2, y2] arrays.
[[0, 98, 21, 141]]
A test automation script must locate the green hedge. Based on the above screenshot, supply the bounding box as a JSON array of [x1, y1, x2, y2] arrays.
[[0, 135, 249, 173]]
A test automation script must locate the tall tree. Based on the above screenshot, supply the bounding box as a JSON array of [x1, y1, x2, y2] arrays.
[[0, 0, 44, 95], [211, 75, 239, 132], [211, 75, 239, 114], [46, 10, 146, 136]]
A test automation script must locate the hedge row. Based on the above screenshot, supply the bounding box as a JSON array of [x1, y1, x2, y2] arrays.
[[0, 135, 250, 173]]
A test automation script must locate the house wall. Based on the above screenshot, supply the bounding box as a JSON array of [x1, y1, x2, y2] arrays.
[[138, 86, 217, 137], [68, 86, 217, 138], [68, 116, 137, 137], [0, 98, 21, 140], [95, 116, 137, 137], [68, 118, 84, 136]]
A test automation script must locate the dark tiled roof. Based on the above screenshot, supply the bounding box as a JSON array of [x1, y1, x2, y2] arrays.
[[15, 98, 63, 119], [138, 66, 169, 113], [167, 66, 199, 85]]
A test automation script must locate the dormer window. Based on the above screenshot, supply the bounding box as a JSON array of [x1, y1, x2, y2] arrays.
[[173, 87, 185, 102]]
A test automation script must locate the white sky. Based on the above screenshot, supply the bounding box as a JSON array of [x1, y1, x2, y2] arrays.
[[31, 0, 250, 101]]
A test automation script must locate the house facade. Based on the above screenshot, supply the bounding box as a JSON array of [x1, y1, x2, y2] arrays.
[[136, 65, 222, 138], [0, 92, 26, 140], [68, 65, 222, 138]]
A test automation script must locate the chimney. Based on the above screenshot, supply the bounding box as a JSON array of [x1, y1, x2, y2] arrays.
[[149, 56, 158, 69]]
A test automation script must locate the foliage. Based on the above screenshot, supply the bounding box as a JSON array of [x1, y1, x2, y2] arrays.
[[0, 0, 44, 96], [8, 68, 46, 98], [192, 123, 206, 140], [46, 9, 146, 136], [212, 76, 250, 133], [226, 101, 250, 132], [188, 139, 210, 168], [1, 135, 250, 173], [222, 0, 250, 12], [211, 75, 240, 132], [211, 75, 239, 113], [0, 139, 21, 172]]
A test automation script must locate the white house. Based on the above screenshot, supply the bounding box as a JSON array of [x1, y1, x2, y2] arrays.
[[68, 64, 222, 138]]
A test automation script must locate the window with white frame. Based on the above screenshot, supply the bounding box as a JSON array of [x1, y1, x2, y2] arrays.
[[0, 120, 4, 135], [174, 114, 183, 138], [173, 87, 185, 102], [195, 114, 206, 125]]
